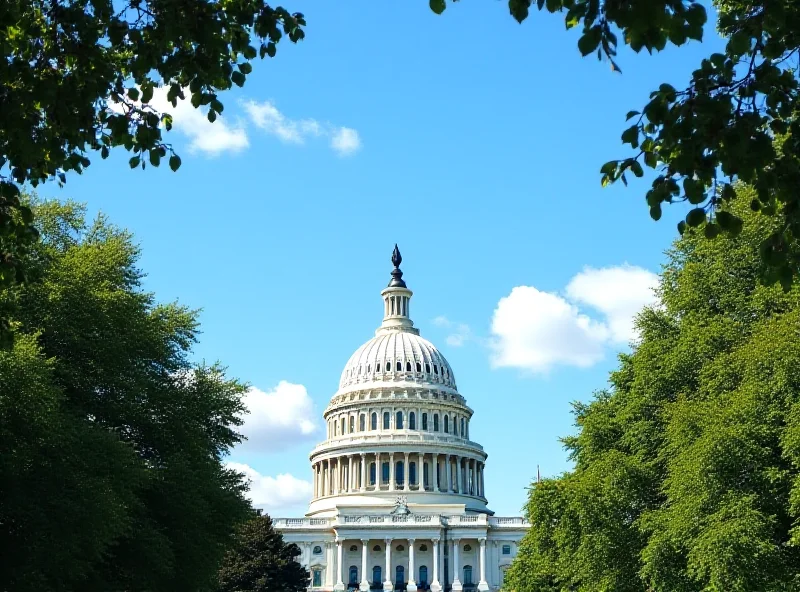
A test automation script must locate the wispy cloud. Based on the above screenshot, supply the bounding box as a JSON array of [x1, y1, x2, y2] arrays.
[[242, 99, 361, 156], [432, 316, 473, 347]]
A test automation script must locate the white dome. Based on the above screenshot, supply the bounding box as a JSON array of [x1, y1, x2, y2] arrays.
[[339, 331, 456, 391]]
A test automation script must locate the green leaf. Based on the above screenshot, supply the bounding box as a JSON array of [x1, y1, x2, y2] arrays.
[[129, 156, 140, 169], [169, 154, 181, 172], [127, 87, 140, 101], [630, 161, 644, 178], [149, 150, 160, 166], [141, 84, 154, 104], [704, 222, 720, 239], [231, 71, 246, 87], [578, 26, 602, 56], [625, 110, 640, 121], [239, 62, 253, 75], [649, 204, 662, 221], [621, 125, 639, 148], [207, 110, 217, 123], [686, 208, 706, 227], [430, 0, 446, 14], [508, 0, 529, 23]]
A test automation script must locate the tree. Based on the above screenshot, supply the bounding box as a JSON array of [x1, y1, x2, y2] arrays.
[[431, 0, 800, 286], [0, 197, 254, 592], [503, 185, 800, 592], [0, 0, 306, 343], [218, 513, 309, 592]]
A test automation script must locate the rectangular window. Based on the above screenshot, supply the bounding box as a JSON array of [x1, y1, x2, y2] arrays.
[[382, 462, 390, 483], [502, 545, 511, 555], [422, 413, 428, 430], [313, 570, 322, 587], [383, 412, 390, 429]]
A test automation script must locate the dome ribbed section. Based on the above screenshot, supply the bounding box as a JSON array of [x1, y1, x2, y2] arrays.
[[338, 331, 456, 391]]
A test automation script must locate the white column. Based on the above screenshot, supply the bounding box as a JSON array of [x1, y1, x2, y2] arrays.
[[418, 453, 424, 490], [407, 538, 417, 591], [404, 453, 410, 491], [323, 461, 329, 496], [455, 456, 462, 494], [389, 453, 395, 491], [384, 538, 393, 591], [325, 542, 335, 586], [470, 459, 476, 495], [452, 539, 462, 591], [360, 539, 370, 591], [334, 538, 345, 591], [431, 538, 442, 592], [478, 538, 489, 591], [434, 455, 440, 491], [349, 455, 355, 492], [360, 454, 367, 492], [447, 456, 453, 492], [333, 458, 339, 495]]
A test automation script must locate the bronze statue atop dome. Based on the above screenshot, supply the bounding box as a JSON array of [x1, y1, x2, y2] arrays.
[[388, 244, 407, 288]]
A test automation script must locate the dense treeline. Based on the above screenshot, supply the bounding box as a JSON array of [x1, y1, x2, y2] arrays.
[[505, 185, 800, 592], [1, 199, 254, 592]]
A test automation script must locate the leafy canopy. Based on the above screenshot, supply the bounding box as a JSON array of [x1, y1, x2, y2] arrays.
[[502, 185, 800, 592], [0, 197, 255, 592], [0, 0, 305, 341], [431, 0, 800, 287], [217, 513, 309, 592]]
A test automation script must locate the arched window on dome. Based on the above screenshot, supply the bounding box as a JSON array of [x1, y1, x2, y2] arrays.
[[425, 363, 431, 373], [416, 362, 421, 372], [409, 412, 416, 430], [409, 462, 417, 486], [395, 461, 404, 487], [386, 361, 391, 372], [433, 414, 439, 432], [341, 417, 346, 435], [444, 416, 449, 433], [396, 411, 404, 430], [334, 422, 338, 436], [382, 462, 390, 484], [359, 414, 365, 432], [367, 365, 370, 373], [396, 361, 402, 371], [434, 364, 439, 375], [383, 412, 390, 430], [406, 361, 411, 371], [461, 418, 465, 437], [453, 416, 458, 436], [422, 413, 428, 430], [370, 462, 376, 486], [349, 416, 354, 433], [423, 462, 429, 489], [371, 412, 378, 430]]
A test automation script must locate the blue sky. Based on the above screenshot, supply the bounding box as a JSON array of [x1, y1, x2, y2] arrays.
[[39, 1, 725, 516]]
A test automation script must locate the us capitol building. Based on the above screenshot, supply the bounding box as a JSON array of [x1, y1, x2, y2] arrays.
[[275, 247, 529, 592]]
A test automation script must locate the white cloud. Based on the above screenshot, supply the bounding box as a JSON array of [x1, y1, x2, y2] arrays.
[[227, 462, 312, 513], [237, 381, 319, 453], [432, 316, 472, 347], [330, 127, 362, 156], [565, 265, 660, 343], [242, 100, 361, 156], [140, 87, 248, 156], [489, 265, 659, 374]]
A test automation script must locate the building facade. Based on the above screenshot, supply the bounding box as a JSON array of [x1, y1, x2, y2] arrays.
[[275, 247, 529, 592]]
